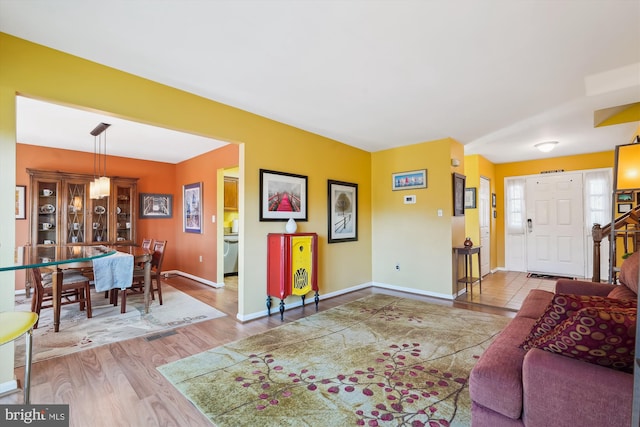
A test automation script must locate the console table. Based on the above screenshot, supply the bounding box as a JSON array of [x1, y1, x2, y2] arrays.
[[453, 245, 482, 294]]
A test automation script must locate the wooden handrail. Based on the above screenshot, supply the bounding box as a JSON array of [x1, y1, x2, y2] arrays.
[[592, 204, 640, 282]]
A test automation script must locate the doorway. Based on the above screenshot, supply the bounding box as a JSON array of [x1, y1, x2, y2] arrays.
[[479, 177, 491, 276], [525, 173, 585, 277]]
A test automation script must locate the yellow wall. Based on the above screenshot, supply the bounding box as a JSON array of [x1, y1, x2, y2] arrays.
[[464, 154, 497, 274], [0, 33, 373, 384], [371, 138, 464, 298]]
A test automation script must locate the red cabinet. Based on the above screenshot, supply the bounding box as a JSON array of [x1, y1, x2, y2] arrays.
[[267, 233, 319, 320]]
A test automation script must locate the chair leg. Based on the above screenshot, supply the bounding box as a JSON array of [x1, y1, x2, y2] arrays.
[[120, 289, 127, 314], [32, 291, 43, 329], [24, 328, 34, 404], [155, 275, 163, 305], [84, 285, 92, 319]]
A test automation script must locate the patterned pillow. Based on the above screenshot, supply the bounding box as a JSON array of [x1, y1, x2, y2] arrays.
[[524, 306, 636, 373], [520, 293, 637, 350]]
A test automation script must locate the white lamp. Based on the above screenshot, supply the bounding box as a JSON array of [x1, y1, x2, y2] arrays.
[[534, 141, 558, 153], [90, 122, 111, 199]]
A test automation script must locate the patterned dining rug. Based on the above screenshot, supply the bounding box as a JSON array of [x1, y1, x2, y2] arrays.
[[13, 285, 226, 367], [158, 293, 510, 427]]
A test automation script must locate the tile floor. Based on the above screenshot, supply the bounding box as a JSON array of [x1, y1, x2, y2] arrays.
[[455, 270, 557, 311]]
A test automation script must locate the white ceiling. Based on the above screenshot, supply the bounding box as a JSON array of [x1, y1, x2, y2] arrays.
[[1, 1, 639, 164]]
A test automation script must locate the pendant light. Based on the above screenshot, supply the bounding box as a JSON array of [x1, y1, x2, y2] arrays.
[[89, 122, 111, 199]]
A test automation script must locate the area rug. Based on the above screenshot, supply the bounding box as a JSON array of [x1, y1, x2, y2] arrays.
[[158, 293, 510, 427], [13, 285, 226, 367]]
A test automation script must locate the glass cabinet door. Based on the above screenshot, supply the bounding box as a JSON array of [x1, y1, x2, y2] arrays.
[[65, 181, 87, 244], [115, 183, 134, 243], [36, 180, 59, 245], [91, 198, 109, 243]]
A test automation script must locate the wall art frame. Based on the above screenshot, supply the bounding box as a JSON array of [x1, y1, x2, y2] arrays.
[[259, 169, 308, 221], [392, 169, 427, 191], [465, 187, 477, 209], [140, 193, 173, 219], [453, 173, 466, 216], [328, 180, 358, 243], [15, 185, 26, 220], [183, 182, 202, 233], [618, 203, 633, 214]]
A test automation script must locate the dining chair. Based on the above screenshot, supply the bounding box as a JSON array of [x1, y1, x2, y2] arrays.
[[0, 311, 39, 404], [30, 267, 92, 329], [141, 237, 153, 250], [118, 240, 167, 313]]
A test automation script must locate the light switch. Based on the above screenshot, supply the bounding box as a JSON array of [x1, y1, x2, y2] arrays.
[[211, 215, 216, 223], [437, 209, 443, 217]]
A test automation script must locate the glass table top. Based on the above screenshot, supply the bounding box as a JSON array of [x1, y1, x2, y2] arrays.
[[0, 245, 116, 271]]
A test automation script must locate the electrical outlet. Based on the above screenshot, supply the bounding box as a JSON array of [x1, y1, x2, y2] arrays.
[[395, 263, 400, 271], [199, 255, 203, 262]]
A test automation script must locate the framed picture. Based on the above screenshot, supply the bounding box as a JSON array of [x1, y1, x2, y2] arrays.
[[618, 203, 633, 214], [15, 185, 26, 220], [465, 187, 477, 209], [328, 180, 358, 243], [392, 169, 427, 191], [452, 173, 465, 216], [183, 182, 202, 233], [492, 193, 496, 208], [259, 169, 308, 221], [139, 193, 173, 219], [617, 192, 633, 202]]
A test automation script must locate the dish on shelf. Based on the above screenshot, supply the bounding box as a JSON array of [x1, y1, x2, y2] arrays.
[[94, 205, 106, 214], [116, 206, 122, 214], [39, 204, 55, 214]]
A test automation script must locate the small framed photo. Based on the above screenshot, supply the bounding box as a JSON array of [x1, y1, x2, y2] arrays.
[[392, 169, 427, 191], [260, 169, 308, 221], [140, 193, 173, 219], [15, 185, 26, 220], [183, 182, 202, 233], [618, 203, 633, 214], [453, 173, 465, 216], [617, 192, 633, 202], [328, 180, 358, 243], [492, 193, 497, 208], [465, 187, 477, 209]]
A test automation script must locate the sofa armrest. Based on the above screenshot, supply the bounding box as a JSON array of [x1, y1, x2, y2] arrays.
[[555, 279, 614, 296], [522, 348, 632, 426]]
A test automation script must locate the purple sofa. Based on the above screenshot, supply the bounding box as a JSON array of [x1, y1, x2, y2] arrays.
[[469, 258, 638, 426]]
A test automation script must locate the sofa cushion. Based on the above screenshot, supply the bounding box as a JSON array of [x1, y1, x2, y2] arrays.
[[520, 293, 637, 349], [470, 316, 536, 419], [608, 284, 638, 300], [524, 306, 636, 373], [515, 289, 553, 319], [619, 251, 639, 294]]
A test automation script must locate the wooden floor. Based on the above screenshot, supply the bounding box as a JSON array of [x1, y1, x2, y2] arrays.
[[0, 272, 543, 426]]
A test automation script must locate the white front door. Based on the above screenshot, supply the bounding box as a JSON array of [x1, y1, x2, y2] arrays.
[[479, 177, 491, 276], [526, 173, 585, 276]]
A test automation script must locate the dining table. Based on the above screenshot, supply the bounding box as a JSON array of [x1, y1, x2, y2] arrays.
[[0, 245, 153, 332]]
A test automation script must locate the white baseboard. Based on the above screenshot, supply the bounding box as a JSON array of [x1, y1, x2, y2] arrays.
[[236, 282, 373, 322], [0, 379, 18, 396], [163, 270, 224, 288], [371, 282, 455, 300]]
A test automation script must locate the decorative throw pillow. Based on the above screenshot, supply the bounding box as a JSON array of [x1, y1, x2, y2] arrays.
[[524, 306, 636, 373], [608, 285, 638, 301], [520, 293, 636, 351]]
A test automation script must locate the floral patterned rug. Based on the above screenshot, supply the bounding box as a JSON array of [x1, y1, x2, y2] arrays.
[[158, 293, 510, 427]]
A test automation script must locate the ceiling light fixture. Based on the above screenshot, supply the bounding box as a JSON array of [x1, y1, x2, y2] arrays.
[[89, 122, 111, 199], [534, 141, 558, 153]]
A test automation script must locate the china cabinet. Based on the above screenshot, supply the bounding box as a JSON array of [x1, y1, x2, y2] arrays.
[[27, 169, 138, 246], [266, 233, 319, 320]]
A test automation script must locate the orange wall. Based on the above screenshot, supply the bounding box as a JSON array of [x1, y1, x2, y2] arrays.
[[174, 144, 239, 280], [16, 142, 239, 289]]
